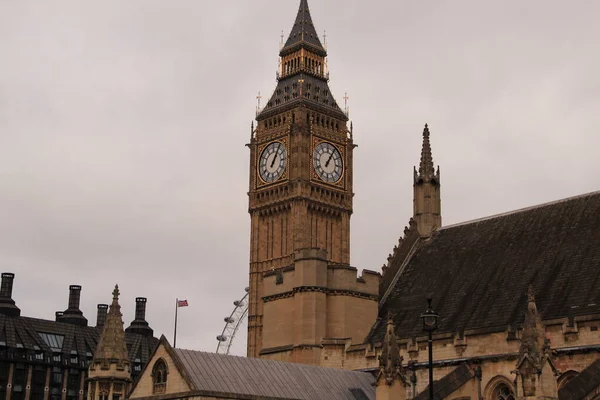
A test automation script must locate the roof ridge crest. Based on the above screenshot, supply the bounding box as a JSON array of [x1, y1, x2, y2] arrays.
[[439, 190, 600, 231]]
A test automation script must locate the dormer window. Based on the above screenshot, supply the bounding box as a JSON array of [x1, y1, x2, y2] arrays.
[[152, 359, 168, 394]]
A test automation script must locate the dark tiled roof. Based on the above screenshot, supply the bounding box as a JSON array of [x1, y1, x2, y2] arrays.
[[372, 191, 600, 342], [174, 348, 375, 400], [281, 0, 326, 56], [414, 364, 474, 400], [259, 73, 346, 120], [0, 313, 157, 373], [558, 357, 600, 400]]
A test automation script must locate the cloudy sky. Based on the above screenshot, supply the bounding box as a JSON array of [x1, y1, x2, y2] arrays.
[[1, 0, 598, 356]]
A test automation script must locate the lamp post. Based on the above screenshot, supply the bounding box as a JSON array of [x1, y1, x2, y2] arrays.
[[420, 298, 439, 400]]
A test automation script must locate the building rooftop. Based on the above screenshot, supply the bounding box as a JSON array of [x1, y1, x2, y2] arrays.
[[371, 190, 600, 342]]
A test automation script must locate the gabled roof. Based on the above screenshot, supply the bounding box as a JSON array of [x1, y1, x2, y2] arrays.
[[559, 357, 600, 399], [414, 364, 474, 400], [371, 190, 600, 342], [281, 0, 326, 57], [138, 336, 375, 400]]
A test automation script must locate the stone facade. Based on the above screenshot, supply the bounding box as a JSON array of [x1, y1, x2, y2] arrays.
[[246, 0, 363, 360], [244, 2, 600, 399]]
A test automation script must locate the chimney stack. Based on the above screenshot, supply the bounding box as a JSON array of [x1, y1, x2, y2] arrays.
[[0, 273, 20, 316], [125, 297, 154, 337], [68, 285, 82, 310], [56, 284, 88, 326], [55, 311, 64, 320], [96, 304, 109, 328], [134, 297, 147, 321]]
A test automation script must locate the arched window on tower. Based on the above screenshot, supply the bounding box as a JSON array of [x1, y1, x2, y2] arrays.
[[152, 359, 168, 394]]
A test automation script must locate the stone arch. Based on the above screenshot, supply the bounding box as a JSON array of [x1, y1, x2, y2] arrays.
[[484, 376, 516, 400], [557, 370, 578, 389]]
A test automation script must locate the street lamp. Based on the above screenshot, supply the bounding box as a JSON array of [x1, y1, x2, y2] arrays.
[[420, 298, 439, 400]]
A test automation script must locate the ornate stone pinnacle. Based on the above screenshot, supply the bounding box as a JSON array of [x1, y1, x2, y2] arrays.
[[112, 284, 120, 301], [418, 124, 435, 179], [527, 284, 536, 303]]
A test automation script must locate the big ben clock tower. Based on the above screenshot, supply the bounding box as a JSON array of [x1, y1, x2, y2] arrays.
[[247, 0, 378, 364]]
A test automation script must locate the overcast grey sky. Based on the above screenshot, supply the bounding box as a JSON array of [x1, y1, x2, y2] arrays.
[[1, 1, 599, 356]]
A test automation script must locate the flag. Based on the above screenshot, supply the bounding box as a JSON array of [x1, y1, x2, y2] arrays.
[[177, 299, 189, 307]]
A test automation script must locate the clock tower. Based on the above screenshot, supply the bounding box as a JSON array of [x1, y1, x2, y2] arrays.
[[247, 0, 378, 364]]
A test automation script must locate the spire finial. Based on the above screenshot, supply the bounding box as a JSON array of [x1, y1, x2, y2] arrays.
[[377, 312, 406, 386], [280, 0, 326, 56], [92, 285, 130, 375], [418, 123, 435, 179]]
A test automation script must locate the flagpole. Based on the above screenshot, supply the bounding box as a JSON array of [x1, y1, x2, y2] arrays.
[[174, 298, 178, 348]]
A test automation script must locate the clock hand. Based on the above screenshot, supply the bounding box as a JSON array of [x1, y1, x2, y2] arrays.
[[270, 145, 280, 168], [325, 151, 334, 168]]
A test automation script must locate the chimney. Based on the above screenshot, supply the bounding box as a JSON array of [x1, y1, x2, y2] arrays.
[[134, 297, 147, 321], [96, 304, 108, 328], [0, 273, 20, 316], [56, 284, 88, 327], [125, 297, 154, 337], [68, 285, 82, 310]]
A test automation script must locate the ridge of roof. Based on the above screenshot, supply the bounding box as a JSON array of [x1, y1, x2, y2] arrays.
[[440, 190, 600, 231], [173, 346, 369, 375]]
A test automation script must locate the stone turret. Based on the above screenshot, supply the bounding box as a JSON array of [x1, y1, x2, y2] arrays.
[[87, 285, 131, 400], [413, 124, 442, 237], [514, 286, 558, 399], [375, 314, 407, 400]]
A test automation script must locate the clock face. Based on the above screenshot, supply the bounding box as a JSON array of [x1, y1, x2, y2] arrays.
[[313, 142, 343, 183], [259, 142, 287, 183]]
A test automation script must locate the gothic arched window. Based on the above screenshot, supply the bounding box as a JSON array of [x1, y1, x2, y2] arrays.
[[485, 377, 516, 400], [494, 384, 515, 400], [152, 359, 168, 394]]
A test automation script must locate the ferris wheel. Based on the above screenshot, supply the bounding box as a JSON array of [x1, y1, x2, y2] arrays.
[[216, 287, 249, 355]]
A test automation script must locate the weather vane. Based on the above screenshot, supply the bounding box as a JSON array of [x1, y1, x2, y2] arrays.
[[256, 91, 262, 111], [344, 92, 350, 115]]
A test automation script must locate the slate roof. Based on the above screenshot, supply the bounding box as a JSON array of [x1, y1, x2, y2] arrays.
[[371, 191, 600, 342], [281, 0, 326, 56], [0, 312, 157, 379], [260, 72, 345, 120], [257, 1, 346, 121], [414, 364, 474, 400], [558, 357, 600, 400], [173, 347, 376, 400]]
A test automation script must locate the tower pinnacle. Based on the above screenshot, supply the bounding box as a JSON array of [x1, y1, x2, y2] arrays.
[[413, 124, 442, 237], [88, 284, 132, 399], [281, 0, 326, 56], [92, 284, 130, 370], [418, 124, 435, 180]]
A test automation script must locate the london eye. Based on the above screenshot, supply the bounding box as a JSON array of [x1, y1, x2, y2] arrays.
[[215, 287, 249, 355]]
